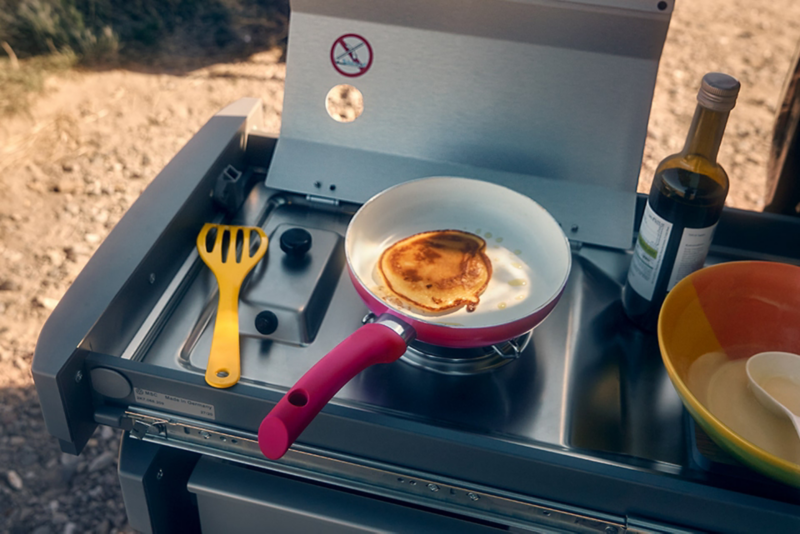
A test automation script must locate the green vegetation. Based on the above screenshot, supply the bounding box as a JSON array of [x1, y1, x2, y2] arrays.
[[0, 0, 288, 116], [0, 0, 288, 61], [1, 0, 117, 61]]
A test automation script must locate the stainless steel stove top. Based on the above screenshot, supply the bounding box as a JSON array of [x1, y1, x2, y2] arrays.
[[133, 182, 682, 470], [32, 100, 800, 534]]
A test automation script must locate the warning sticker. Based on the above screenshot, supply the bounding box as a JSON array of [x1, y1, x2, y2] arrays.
[[330, 33, 373, 77], [134, 388, 216, 420]]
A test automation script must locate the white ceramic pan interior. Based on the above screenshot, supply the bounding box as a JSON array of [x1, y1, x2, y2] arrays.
[[346, 177, 572, 328]]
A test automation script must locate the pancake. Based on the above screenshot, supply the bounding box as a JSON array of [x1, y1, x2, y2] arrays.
[[378, 230, 492, 313]]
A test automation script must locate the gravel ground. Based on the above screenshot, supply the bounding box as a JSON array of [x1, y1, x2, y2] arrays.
[[2, 1, 800, 532], [0, 49, 286, 533]]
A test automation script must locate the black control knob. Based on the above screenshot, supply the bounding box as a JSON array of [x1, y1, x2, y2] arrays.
[[280, 228, 312, 257], [255, 311, 279, 335]]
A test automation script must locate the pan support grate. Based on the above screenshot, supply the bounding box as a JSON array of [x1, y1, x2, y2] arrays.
[[361, 313, 531, 375]]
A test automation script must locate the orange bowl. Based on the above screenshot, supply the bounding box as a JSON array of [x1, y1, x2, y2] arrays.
[[658, 261, 800, 487]]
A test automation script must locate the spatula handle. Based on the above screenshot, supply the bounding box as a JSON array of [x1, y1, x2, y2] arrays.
[[205, 285, 243, 388]]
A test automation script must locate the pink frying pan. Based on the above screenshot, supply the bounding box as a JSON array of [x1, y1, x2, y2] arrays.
[[258, 177, 571, 459]]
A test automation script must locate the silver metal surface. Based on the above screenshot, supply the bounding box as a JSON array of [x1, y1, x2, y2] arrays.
[[120, 245, 207, 361], [138, 188, 685, 468], [237, 223, 344, 345], [266, 0, 671, 250], [372, 314, 416, 344], [123, 409, 627, 533]]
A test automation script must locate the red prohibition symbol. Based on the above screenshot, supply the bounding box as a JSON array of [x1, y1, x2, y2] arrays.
[[330, 34, 373, 77]]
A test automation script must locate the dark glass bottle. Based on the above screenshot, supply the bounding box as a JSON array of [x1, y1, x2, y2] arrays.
[[622, 72, 741, 332]]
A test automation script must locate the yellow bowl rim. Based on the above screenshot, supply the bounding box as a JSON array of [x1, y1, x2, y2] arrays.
[[658, 260, 800, 478]]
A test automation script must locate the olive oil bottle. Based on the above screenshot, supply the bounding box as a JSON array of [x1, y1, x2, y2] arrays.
[[622, 72, 740, 331]]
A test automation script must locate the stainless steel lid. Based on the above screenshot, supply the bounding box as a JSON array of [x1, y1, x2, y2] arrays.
[[264, 0, 673, 250]]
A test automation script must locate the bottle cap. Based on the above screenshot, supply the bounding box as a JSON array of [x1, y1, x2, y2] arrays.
[[697, 72, 740, 112]]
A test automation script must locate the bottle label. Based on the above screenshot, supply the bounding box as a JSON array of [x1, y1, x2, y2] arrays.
[[627, 202, 673, 301], [666, 224, 717, 291]]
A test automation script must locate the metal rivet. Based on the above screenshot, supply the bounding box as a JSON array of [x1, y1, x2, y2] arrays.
[[156, 469, 164, 481], [314, 181, 322, 188], [397, 478, 404, 483], [74, 370, 83, 383], [200, 431, 211, 439], [570, 224, 579, 233], [409, 480, 416, 486], [216, 370, 229, 378], [427, 484, 439, 492], [329, 184, 337, 191], [467, 492, 479, 501], [149, 273, 156, 284]]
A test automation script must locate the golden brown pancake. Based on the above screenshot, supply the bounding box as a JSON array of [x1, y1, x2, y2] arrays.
[[378, 230, 492, 313]]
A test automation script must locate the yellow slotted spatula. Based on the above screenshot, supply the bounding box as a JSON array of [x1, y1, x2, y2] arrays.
[[197, 223, 268, 388]]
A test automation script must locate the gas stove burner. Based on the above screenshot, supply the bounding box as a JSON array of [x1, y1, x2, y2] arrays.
[[403, 334, 531, 375], [362, 314, 531, 375]]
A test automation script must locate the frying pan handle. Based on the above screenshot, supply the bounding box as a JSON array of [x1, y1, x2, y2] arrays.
[[258, 320, 411, 460]]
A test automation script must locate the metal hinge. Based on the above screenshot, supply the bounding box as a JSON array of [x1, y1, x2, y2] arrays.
[[305, 194, 341, 206]]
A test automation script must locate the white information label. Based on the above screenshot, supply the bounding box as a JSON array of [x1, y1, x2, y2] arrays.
[[134, 388, 216, 420], [627, 202, 673, 301], [667, 223, 717, 291]]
